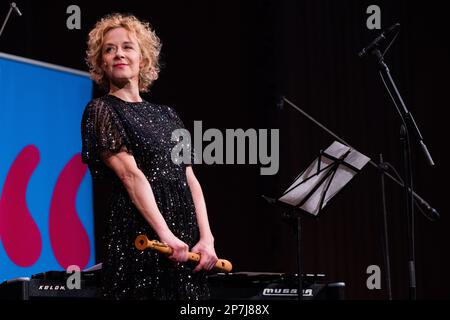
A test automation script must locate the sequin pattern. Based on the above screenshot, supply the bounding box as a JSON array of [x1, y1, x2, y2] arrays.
[[81, 95, 207, 300]]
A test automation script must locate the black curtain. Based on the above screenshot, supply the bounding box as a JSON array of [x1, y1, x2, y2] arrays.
[[2, 0, 448, 299]]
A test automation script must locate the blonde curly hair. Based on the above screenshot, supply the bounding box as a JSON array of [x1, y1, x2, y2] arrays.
[[86, 13, 162, 93]]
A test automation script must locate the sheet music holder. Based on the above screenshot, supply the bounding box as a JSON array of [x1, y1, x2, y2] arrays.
[[264, 141, 370, 300], [279, 141, 371, 215]]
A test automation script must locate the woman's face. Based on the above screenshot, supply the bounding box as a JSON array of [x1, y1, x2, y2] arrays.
[[101, 27, 142, 87]]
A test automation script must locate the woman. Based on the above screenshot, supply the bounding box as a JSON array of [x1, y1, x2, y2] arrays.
[[81, 13, 217, 300]]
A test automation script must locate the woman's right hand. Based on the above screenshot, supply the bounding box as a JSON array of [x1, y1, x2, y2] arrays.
[[158, 231, 189, 263]]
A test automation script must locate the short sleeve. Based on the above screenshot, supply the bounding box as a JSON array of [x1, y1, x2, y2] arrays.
[[166, 106, 197, 166], [81, 99, 131, 179]]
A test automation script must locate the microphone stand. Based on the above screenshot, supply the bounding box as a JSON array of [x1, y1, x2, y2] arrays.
[[378, 154, 393, 300], [370, 47, 435, 300], [373, 49, 435, 167], [0, 2, 21, 39]]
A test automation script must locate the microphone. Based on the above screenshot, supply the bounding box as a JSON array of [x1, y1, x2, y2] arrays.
[[414, 194, 440, 221], [11, 2, 22, 17], [358, 23, 400, 57]]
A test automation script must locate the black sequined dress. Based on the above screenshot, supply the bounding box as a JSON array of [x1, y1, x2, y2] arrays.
[[81, 94, 207, 300]]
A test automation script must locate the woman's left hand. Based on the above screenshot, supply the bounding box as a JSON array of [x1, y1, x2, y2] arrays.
[[191, 238, 218, 273]]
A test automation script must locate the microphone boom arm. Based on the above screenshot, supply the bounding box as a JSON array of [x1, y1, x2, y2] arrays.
[[281, 97, 439, 221], [0, 2, 22, 39]]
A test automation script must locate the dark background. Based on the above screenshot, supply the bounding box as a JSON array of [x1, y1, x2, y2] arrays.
[[1, 0, 448, 299]]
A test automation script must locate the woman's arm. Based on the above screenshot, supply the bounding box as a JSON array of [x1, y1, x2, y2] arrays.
[[186, 166, 214, 241], [186, 166, 218, 272], [102, 151, 189, 262]]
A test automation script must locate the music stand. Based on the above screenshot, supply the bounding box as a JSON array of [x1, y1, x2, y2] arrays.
[[265, 141, 370, 300]]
